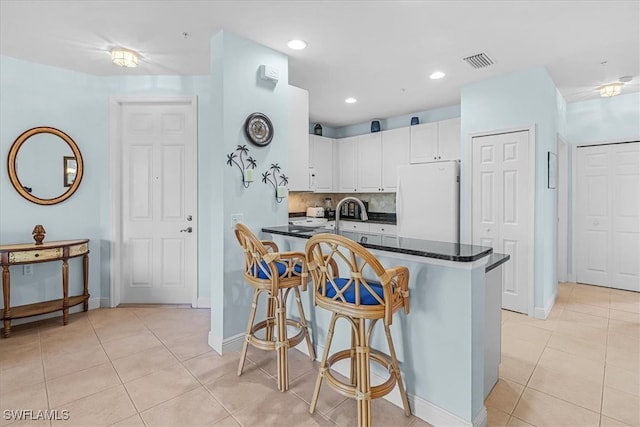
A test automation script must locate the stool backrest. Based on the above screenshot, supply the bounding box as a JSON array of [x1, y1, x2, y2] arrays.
[[305, 233, 409, 324], [234, 223, 306, 292]]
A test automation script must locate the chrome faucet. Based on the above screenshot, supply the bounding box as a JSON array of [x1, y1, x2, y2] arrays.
[[334, 196, 368, 233]]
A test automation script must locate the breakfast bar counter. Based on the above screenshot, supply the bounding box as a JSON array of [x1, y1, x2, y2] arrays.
[[262, 224, 509, 427]]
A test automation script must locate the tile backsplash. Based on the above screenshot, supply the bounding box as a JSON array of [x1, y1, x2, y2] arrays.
[[289, 192, 396, 213]]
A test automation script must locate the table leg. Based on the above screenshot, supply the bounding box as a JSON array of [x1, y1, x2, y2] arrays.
[[83, 254, 89, 311], [62, 259, 69, 325], [2, 265, 11, 338]]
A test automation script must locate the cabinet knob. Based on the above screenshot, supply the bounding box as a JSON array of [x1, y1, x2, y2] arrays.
[[434, 156, 437, 159], [180, 227, 193, 233]]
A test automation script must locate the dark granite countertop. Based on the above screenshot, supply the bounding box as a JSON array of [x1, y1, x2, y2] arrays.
[[262, 225, 493, 263], [485, 253, 510, 272]]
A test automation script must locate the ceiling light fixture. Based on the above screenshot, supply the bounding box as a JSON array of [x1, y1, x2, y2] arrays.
[[599, 82, 623, 97], [345, 97, 357, 104], [287, 40, 307, 50], [111, 48, 138, 68], [430, 71, 446, 80]]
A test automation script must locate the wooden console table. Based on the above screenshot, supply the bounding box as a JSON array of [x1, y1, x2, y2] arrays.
[[0, 239, 90, 338]]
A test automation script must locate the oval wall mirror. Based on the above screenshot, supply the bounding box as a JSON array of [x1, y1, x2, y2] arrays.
[[7, 126, 84, 205]]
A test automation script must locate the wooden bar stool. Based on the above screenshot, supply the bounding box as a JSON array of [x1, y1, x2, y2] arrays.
[[305, 233, 411, 427], [234, 223, 315, 391]]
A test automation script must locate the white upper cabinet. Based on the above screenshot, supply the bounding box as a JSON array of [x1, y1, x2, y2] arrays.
[[338, 136, 358, 192], [409, 122, 438, 163], [410, 117, 461, 163], [288, 85, 312, 191], [310, 134, 334, 192], [381, 127, 410, 192], [336, 128, 410, 193], [437, 117, 462, 161], [357, 133, 383, 192]]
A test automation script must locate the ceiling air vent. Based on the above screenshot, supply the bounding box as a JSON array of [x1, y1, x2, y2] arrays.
[[462, 52, 494, 69]]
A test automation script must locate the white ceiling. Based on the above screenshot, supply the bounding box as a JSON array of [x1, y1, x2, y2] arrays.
[[1, 0, 638, 127]]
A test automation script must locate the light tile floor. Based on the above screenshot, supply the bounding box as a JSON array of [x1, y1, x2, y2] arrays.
[[0, 282, 638, 427]]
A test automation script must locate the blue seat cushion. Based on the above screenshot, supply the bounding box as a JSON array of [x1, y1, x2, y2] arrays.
[[253, 260, 303, 279], [325, 277, 384, 305]]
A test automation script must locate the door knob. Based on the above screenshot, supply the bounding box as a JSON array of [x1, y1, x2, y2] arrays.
[[180, 227, 193, 233]]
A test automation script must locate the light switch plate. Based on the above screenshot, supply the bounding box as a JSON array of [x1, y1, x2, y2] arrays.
[[231, 213, 244, 229]]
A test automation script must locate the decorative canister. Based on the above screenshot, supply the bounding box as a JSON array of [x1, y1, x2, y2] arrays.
[[314, 124, 323, 136], [370, 120, 380, 133], [411, 117, 420, 125]]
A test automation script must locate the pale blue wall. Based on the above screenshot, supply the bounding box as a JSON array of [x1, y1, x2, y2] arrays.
[[460, 66, 560, 314], [0, 56, 106, 308], [334, 104, 461, 138], [566, 92, 640, 144], [0, 33, 288, 329], [208, 31, 290, 340]]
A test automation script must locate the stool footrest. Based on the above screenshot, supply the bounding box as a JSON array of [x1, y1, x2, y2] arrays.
[[323, 348, 398, 400], [247, 318, 307, 351]]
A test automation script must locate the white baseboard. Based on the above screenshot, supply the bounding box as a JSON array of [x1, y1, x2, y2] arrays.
[[208, 331, 223, 354], [207, 331, 245, 355], [196, 297, 211, 308], [534, 290, 557, 320], [294, 340, 477, 426]]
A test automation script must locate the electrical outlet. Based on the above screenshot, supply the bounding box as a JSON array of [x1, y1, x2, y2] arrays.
[[231, 213, 244, 229], [23, 265, 33, 276]]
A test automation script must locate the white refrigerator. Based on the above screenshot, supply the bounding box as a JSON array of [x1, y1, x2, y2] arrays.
[[396, 161, 460, 242]]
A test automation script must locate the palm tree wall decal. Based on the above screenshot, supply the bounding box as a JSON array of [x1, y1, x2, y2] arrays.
[[226, 145, 257, 188], [262, 163, 288, 203]]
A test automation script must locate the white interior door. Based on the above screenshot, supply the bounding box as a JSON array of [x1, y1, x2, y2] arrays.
[[576, 142, 639, 291], [472, 131, 531, 314], [120, 102, 197, 304]]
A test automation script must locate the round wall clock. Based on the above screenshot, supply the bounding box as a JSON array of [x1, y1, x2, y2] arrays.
[[244, 112, 274, 147]]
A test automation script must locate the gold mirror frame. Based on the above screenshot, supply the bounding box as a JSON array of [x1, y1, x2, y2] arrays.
[[7, 126, 84, 205]]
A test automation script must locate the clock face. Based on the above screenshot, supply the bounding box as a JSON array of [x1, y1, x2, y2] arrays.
[[244, 113, 273, 146]]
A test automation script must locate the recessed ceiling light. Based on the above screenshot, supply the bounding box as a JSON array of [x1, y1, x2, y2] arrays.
[[345, 97, 357, 104], [287, 39, 307, 50], [430, 71, 446, 80]]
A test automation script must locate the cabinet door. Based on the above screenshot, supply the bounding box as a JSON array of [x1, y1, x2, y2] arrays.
[[338, 136, 358, 192], [357, 133, 383, 192], [357, 232, 382, 245], [437, 117, 461, 161], [341, 230, 357, 241], [410, 122, 438, 164], [381, 127, 410, 192], [310, 135, 334, 192], [382, 235, 398, 246], [287, 86, 310, 191]]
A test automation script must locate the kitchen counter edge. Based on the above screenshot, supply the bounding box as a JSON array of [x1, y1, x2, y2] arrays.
[[262, 225, 493, 263]]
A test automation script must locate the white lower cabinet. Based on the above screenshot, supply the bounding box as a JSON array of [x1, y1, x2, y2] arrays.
[[339, 222, 397, 245], [357, 232, 381, 245]]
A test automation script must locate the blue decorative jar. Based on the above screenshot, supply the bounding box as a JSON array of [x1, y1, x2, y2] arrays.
[[371, 120, 380, 133]]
